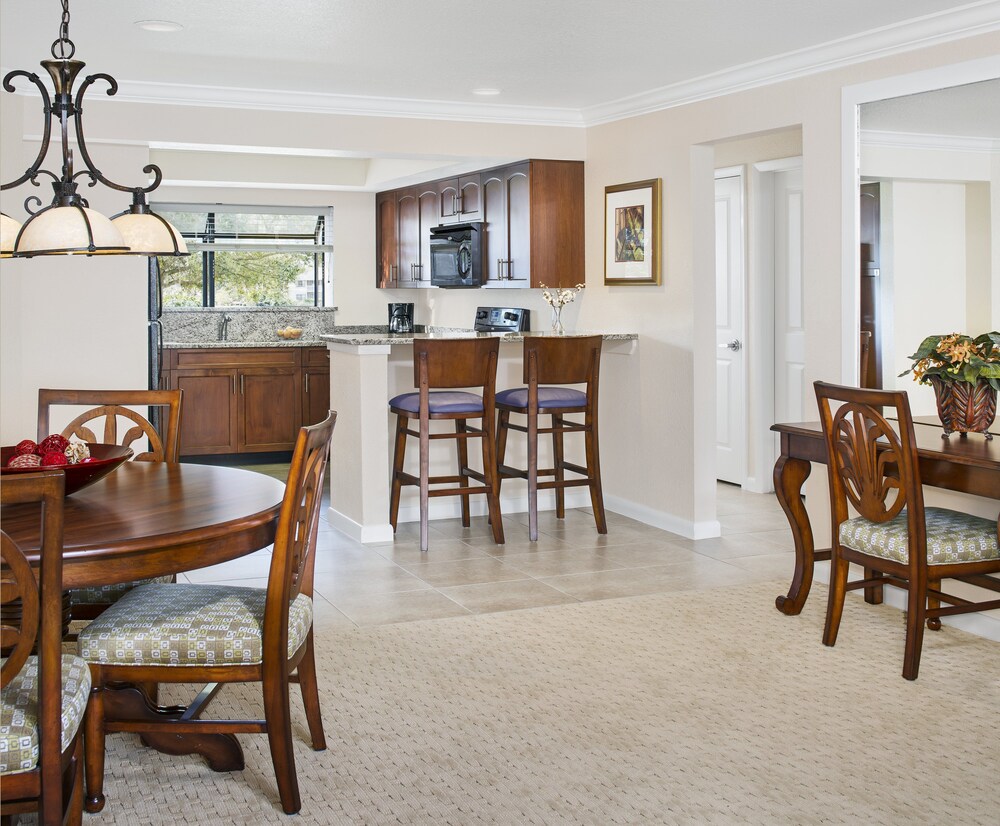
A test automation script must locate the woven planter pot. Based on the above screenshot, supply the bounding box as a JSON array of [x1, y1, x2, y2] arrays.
[[928, 375, 997, 440]]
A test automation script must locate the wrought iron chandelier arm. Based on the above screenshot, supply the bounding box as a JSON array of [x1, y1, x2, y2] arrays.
[[71, 72, 165, 198], [0, 70, 54, 191]]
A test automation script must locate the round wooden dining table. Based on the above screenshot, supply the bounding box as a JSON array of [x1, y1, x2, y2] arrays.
[[1, 461, 286, 775], [1, 461, 286, 587]]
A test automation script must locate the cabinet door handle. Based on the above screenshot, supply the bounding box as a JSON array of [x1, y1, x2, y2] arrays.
[[232, 374, 237, 394], [240, 373, 245, 395], [507, 260, 513, 280], [305, 373, 310, 394], [497, 258, 502, 280]]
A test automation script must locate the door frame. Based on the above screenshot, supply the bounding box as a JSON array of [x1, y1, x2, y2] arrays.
[[742, 156, 803, 494], [839, 55, 1000, 385]]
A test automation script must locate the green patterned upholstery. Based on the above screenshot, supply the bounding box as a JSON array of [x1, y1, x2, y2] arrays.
[[69, 575, 175, 606], [77, 583, 313, 667], [839, 506, 1000, 565], [0, 654, 91, 776]]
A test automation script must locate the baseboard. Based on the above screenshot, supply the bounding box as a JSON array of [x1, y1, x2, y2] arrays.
[[393, 489, 592, 524], [604, 494, 721, 540], [327, 506, 394, 544]]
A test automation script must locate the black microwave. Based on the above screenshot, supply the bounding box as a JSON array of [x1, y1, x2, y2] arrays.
[[429, 222, 485, 288]]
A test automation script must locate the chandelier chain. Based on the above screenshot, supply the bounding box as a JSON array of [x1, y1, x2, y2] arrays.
[[52, 0, 75, 60]]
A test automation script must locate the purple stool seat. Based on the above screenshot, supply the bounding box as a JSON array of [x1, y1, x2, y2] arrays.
[[389, 391, 484, 415], [495, 386, 587, 410]]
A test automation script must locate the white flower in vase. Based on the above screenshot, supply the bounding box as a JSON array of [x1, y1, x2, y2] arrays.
[[540, 283, 585, 334]]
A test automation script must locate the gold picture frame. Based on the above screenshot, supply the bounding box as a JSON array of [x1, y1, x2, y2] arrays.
[[604, 178, 661, 285]]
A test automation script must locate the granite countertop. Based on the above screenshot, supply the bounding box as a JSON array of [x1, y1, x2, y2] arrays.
[[165, 326, 638, 348], [319, 328, 639, 346]]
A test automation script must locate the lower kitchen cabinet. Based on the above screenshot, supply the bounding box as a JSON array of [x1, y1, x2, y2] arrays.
[[165, 347, 328, 456], [302, 346, 331, 426]]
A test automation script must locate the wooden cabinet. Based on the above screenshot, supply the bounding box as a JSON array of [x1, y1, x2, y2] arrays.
[[302, 347, 331, 426], [376, 159, 583, 289], [378, 186, 437, 288], [436, 174, 482, 224], [167, 347, 328, 456], [375, 191, 398, 288]]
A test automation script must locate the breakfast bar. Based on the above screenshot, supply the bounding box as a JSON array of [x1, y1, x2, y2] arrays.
[[320, 328, 637, 543]]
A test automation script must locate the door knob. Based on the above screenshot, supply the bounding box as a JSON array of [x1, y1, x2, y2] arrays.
[[720, 339, 742, 351]]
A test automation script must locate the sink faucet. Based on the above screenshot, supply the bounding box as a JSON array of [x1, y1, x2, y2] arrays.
[[218, 313, 233, 341]]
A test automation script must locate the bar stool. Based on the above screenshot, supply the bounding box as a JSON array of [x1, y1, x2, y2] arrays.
[[389, 338, 505, 552], [495, 335, 607, 541]]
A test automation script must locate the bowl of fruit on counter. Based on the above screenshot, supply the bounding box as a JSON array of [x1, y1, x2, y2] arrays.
[[2, 434, 133, 495]]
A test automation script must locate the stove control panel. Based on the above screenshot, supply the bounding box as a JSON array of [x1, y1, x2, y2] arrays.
[[474, 306, 530, 333]]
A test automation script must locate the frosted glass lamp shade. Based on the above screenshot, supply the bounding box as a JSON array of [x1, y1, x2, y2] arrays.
[[1, 212, 22, 258], [13, 205, 130, 256], [112, 211, 188, 255]]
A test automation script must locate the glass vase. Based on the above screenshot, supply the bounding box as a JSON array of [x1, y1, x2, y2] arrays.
[[550, 304, 564, 334]]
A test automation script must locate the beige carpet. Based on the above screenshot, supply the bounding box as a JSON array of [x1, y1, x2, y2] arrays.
[[80, 582, 999, 825]]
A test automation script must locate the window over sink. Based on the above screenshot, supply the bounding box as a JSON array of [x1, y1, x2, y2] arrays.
[[152, 203, 334, 308]]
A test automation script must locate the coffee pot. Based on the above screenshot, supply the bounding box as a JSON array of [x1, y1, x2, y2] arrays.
[[388, 302, 414, 334]]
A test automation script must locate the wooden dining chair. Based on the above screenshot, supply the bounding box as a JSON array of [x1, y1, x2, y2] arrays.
[[37, 388, 184, 622], [1, 471, 90, 826], [388, 338, 505, 552], [814, 381, 1000, 680], [77, 411, 336, 816], [495, 335, 607, 541]]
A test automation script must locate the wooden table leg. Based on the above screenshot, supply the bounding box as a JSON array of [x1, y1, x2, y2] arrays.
[[772, 452, 822, 615]]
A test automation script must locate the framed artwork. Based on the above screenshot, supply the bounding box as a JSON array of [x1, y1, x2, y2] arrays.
[[604, 178, 661, 285]]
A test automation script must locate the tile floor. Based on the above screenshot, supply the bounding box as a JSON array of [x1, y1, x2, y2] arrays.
[[184, 463, 797, 631]]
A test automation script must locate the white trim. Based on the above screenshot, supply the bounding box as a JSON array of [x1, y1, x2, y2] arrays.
[[714, 166, 743, 179], [5, 4, 997, 127], [160, 179, 370, 192], [860, 129, 1000, 153], [840, 55, 1000, 386], [326, 507, 395, 545], [604, 494, 722, 541]]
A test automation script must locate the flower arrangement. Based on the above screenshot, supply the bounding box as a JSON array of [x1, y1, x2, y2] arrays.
[[899, 331, 1000, 391], [540, 283, 585, 333]]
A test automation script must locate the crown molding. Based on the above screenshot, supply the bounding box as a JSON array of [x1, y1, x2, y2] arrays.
[[860, 129, 1000, 153], [3, 3, 998, 128], [581, 1, 1000, 126]]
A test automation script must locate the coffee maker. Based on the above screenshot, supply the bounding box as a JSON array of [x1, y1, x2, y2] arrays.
[[388, 302, 414, 334]]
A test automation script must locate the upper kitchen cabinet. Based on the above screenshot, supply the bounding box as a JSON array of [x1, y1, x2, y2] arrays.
[[483, 160, 583, 289], [375, 191, 398, 288], [376, 159, 583, 289], [381, 184, 437, 289], [437, 174, 482, 224]]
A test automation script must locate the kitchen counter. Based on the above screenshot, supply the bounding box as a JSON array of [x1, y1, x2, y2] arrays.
[[322, 328, 638, 543], [163, 339, 327, 348]]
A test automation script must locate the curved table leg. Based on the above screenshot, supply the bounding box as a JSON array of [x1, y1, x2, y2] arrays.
[[772, 453, 817, 615]]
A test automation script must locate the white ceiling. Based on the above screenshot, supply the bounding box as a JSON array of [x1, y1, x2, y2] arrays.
[[1, 0, 998, 125]]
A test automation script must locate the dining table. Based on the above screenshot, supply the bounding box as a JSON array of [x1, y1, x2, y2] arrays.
[[1, 460, 286, 772], [770, 416, 1000, 616]]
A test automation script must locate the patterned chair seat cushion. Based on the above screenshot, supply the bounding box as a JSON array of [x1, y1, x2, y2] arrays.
[[70, 574, 175, 606], [495, 386, 588, 410], [0, 654, 91, 776], [839, 506, 1000, 565], [389, 390, 484, 415], [77, 583, 313, 667]]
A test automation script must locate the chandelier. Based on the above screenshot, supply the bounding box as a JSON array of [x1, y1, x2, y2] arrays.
[[0, 0, 187, 258]]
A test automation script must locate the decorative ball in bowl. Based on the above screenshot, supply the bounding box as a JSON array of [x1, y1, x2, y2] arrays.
[[277, 327, 303, 340], [1, 443, 134, 495]]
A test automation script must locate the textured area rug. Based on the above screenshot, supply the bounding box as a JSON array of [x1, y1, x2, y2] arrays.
[[83, 582, 999, 825]]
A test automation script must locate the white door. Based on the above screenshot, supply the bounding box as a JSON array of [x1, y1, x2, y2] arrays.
[[773, 167, 806, 423], [715, 174, 746, 485]]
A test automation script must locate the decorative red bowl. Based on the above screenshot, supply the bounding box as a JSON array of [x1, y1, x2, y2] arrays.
[[1, 443, 133, 495]]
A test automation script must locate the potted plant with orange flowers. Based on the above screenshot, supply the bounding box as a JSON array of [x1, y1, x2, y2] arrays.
[[900, 331, 1000, 439]]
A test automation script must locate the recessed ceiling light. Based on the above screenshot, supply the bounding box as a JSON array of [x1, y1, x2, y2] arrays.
[[135, 20, 184, 33], [472, 88, 501, 96]]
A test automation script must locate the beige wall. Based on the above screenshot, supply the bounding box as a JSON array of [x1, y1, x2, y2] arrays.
[[3, 30, 999, 538]]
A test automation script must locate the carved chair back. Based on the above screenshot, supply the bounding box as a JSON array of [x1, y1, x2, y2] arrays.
[[37, 389, 183, 463], [814, 381, 927, 569], [411, 338, 500, 392], [262, 411, 336, 665], [523, 334, 602, 396]]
